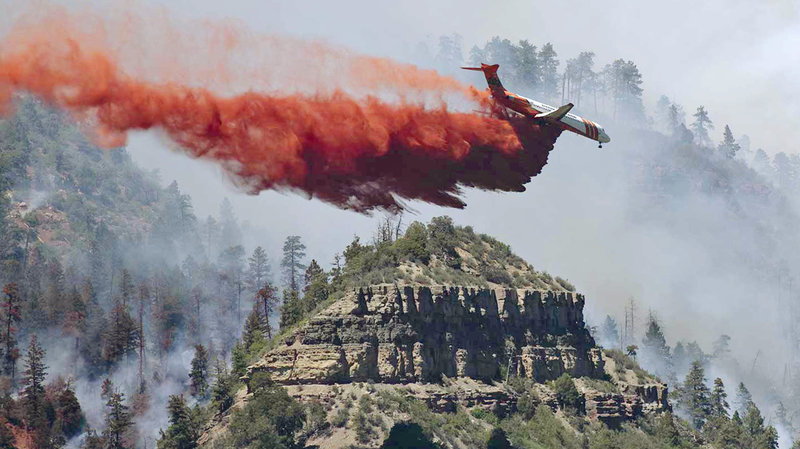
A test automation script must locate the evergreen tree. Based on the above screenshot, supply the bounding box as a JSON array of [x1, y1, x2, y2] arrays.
[[303, 260, 324, 294], [599, 315, 619, 347], [691, 106, 714, 146], [231, 340, 248, 379], [538, 43, 560, 100], [56, 383, 85, 438], [281, 236, 307, 292], [104, 300, 139, 366], [21, 334, 47, 430], [515, 39, 541, 92], [189, 345, 209, 400], [218, 198, 242, 250], [157, 395, 198, 449], [752, 149, 773, 176], [679, 360, 711, 429], [1, 283, 22, 379], [255, 282, 278, 339], [119, 269, 134, 308], [734, 382, 753, 415], [302, 261, 329, 315], [246, 246, 271, 293], [242, 308, 266, 352], [329, 253, 344, 291], [103, 391, 132, 449], [427, 216, 461, 268], [642, 315, 668, 354], [604, 59, 645, 122], [487, 427, 513, 449], [641, 314, 672, 381], [279, 289, 303, 330], [709, 377, 729, 418], [718, 125, 741, 159], [219, 244, 246, 323], [434, 34, 463, 73], [212, 361, 235, 414], [712, 334, 731, 359], [43, 259, 67, 323], [380, 422, 442, 449]]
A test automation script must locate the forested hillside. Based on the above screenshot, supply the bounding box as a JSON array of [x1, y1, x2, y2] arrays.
[[0, 97, 295, 447]]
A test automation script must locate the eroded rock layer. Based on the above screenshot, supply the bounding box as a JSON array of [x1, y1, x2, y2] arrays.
[[250, 284, 604, 384]]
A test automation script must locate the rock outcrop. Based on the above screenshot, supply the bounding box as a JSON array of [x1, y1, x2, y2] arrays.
[[584, 382, 670, 427], [250, 284, 603, 385]]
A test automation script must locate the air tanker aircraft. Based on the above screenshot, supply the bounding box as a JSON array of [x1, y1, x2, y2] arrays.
[[463, 63, 611, 148]]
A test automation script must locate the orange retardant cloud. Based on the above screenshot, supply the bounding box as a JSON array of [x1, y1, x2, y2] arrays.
[[0, 11, 559, 212]]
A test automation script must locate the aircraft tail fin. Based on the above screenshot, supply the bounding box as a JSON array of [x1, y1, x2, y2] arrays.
[[461, 63, 504, 93], [534, 103, 574, 121]]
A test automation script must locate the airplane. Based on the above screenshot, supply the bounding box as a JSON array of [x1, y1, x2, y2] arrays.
[[462, 63, 610, 148]]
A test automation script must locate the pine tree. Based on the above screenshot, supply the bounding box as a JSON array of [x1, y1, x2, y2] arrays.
[[734, 382, 753, 415], [486, 427, 513, 449], [21, 334, 47, 421], [641, 314, 672, 381], [303, 260, 324, 294], [255, 283, 278, 339], [103, 391, 132, 449], [709, 377, 729, 418], [43, 259, 67, 323], [303, 261, 329, 315], [679, 360, 711, 429], [279, 289, 303, 330], [712, 334, 731, 359], [56, 383, 85, 438], [604, 59, 645, 122], [1, 283, 22, 379], [691, 106, 713, 145], [281, 236, 307, 292], [119, 269, 134, 308], [104, 299, 139, 366], [718, 125, 741, 159], [599, 315, 619, 347], [538, 43, 560, 101], [212, 360, 234, 414], [219, 244, 246, 323], [246, 246, 271, 293], [157, 395, 198, 449], [642, 315, 668, 354], [242, 307, 266, 351], [189, 344, 209, 400]]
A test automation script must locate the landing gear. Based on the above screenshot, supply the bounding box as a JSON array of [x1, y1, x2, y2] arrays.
[[598, 143, 603, 149]]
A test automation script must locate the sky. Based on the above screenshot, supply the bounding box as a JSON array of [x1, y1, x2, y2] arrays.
[[126, 0, 800, 152]]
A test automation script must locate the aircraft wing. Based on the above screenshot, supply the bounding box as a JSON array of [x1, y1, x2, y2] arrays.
[[534, 103, 573, 121]]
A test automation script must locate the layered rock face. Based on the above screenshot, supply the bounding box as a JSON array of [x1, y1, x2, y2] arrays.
[[250, 284, 604, 385], [584, 383, 670, 426]]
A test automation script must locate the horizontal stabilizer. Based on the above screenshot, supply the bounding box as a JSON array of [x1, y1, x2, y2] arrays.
[[460, 66, 484, 71], [534, 103, 573, 121]]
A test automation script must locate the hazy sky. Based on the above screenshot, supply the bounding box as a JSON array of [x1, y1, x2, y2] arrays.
[[128, 0, 800, 152]]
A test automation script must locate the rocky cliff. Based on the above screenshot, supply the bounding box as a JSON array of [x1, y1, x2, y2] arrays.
[[250, 284, 604, 385]]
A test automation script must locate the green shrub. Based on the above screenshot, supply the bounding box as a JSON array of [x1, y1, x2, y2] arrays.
[[480, 264, 512, 285], [553, 373, 584, 413], [331, 407, 349, 428], [395, 222, 430, 264]]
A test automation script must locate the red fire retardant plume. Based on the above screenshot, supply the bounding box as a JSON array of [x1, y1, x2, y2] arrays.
[[0, 29, 561, 212]]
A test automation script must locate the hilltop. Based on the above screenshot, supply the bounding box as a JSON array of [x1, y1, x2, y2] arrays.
[[335, 216, 575, 292], [197, 219, 683, 449]]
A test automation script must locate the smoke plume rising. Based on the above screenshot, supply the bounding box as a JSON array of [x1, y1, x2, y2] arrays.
[[0, 11, 561, 212]]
